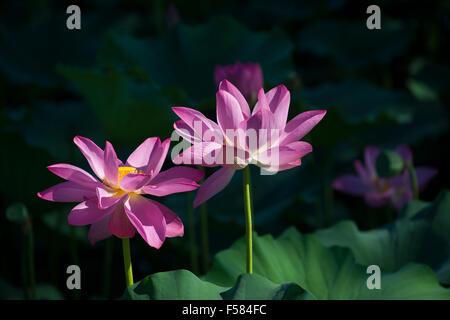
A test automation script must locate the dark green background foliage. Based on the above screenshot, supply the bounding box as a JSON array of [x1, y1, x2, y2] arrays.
[[0, 0, 449, 299]]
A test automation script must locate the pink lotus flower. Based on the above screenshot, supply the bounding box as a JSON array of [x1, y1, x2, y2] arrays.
[[172, 80, 326, 207], [38, 136, 204, 248], [332, 145, 438, 211], [214, 62, 263, 103]]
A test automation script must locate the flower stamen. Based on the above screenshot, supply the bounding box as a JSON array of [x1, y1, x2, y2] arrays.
[[118, 167, 138, 181]]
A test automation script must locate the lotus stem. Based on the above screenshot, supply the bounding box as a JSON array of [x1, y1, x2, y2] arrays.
[[242, 166, 253, 274], [121, 238, 134, 287]]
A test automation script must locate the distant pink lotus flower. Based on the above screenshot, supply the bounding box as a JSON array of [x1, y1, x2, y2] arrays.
[[38, 136, 204, 248], [166, 3, 180, 28], [172, 80, 326, 207], [332, 145, 437, 210], [214, 62, 263, 103]]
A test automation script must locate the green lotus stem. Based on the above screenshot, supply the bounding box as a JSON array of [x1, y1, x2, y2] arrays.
[[186, 192, 199, 274], [200, 203, 209, 273], [102, 237, 114, 298], [121, 238, 134, 287], [406, 162, 419, 200], [26, 220, 36, 300], [242, 166, 253, 274]]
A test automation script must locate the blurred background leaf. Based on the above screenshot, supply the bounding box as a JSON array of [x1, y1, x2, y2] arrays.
[[204, 227, 450, 299], [297, 18, 413, 71], [98, 16, 294, 103]]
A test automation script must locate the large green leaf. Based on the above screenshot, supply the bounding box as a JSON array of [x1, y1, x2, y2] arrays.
[[316, 219, 430, 271], [358, 264, 450, 299], [204, 228, 450, 299], [121, 270, 305, 300], [204, 228, 366, 298], [220, 274, 305, 300], [98, 16, 294, 102], [121, 269, 226, 300], [316, 190, 450, 284]]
